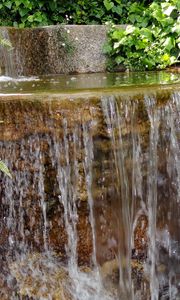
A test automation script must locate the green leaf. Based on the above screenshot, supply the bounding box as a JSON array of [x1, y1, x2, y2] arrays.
[[34, 14, 43, 22], [140, 28, 152, 40], [19, 7, 29, 17], [19, 23, 25, 28], [128, 14, 136, 24], [15, 0, 21, 7], [112, 5, 122, 16], [161, 17, 174, 27], [112, 29, 125, 40], [4, 1, 12, 9], [103, 0, 114, 11], [49, 1, 57, 11], [128, 2, 143, 14], [163, 37, 175, 51], [0, 160, 12, 178], [103, 43, 112, 54], [27, 15, 34, 23], [114, 0, 122, 4], [115, 56, 124, 64]]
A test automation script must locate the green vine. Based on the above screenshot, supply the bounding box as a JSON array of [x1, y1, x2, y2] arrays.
[[104, 0, 180, 71]]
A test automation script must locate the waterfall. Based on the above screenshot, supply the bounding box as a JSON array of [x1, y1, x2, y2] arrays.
[[101, 95, 137, 299], [0, 88, 179, 299], [101, 91, 180, 299], [145, 96, 160, 300], [0, 28, 17, 77]]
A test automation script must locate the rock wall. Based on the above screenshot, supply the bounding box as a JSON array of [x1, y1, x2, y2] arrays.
[[0, 25, 125, 76], [0, 87, 180, 299], [1, 88, 179, 264]]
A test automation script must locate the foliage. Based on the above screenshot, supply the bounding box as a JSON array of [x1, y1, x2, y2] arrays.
[[0, 160, 12, 178], [102, 0, 153, 24], [0, 0, 51, 27], [0, 0, 179, 71], [104, 0, 180, 71], [0, 0, 153, 28]]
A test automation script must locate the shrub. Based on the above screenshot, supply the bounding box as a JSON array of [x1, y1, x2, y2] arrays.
[[0, 0, 179, 71], [0, 0, 153, 28], [104, 0, 180, 70]]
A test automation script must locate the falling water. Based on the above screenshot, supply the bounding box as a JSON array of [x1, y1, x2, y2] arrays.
[[0, 28, 16, 77], [102, 95, 136, 299], [48, 115, 112, 300], [0, 87, 179, 299], [145, 96, 160, 300], [101, 91, 180, 299]]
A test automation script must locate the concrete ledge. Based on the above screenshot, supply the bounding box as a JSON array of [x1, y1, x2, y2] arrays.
[[0, 25, 122, 76]]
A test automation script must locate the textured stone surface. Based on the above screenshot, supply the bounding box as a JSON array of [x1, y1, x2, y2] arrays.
[[0, 25, 125, 76], [0, 85, 179, 299], [0, 88, 178, 264]]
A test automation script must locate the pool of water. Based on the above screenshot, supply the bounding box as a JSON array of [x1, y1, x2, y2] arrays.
[[0, 71, 179, 94]]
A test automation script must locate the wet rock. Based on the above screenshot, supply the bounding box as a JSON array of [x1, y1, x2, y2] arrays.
[[100, 258, 148, 298], [0, 87, 179, 299], [10, 253, 73, 300], [1, 26, 109, 76], [134, 215, 148, 256]]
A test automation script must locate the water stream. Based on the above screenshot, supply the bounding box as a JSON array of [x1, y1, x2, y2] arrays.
[[0, 74, 179, 300], [0, 28, 17, 78]]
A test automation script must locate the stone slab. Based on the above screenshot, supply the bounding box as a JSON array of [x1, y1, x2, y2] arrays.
[[0, 25, 125, 76]]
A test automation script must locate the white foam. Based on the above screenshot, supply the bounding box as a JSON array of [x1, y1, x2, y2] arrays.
[[0, 76, 40, 82]]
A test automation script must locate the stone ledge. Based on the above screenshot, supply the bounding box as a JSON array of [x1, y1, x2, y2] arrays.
[[0, 25, 125, 76]]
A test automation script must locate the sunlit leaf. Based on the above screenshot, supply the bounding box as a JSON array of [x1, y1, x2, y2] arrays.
[[172, 24, 180, 34], [162, 53, 170, 62], [126, 25, 136, 34], [0, 160, 12, 178], [0, 37, 12, 48], [163, 37, 175, 51], [114, 41, 121, 49], [112, 29, 125, 40], [161, 4, 175, 16]]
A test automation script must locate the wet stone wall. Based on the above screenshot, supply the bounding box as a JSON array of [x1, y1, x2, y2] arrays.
[[0, 88, 180, 299], [0, 25, 118, 76]]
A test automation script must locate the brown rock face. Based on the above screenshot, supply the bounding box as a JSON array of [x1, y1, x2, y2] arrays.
[[10, 253, 73, 300], [0, 25, 110, 76], [0, 86, 179, 299]]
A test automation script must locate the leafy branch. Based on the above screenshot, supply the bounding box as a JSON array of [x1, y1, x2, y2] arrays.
[[104, 0, 180, 71]]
